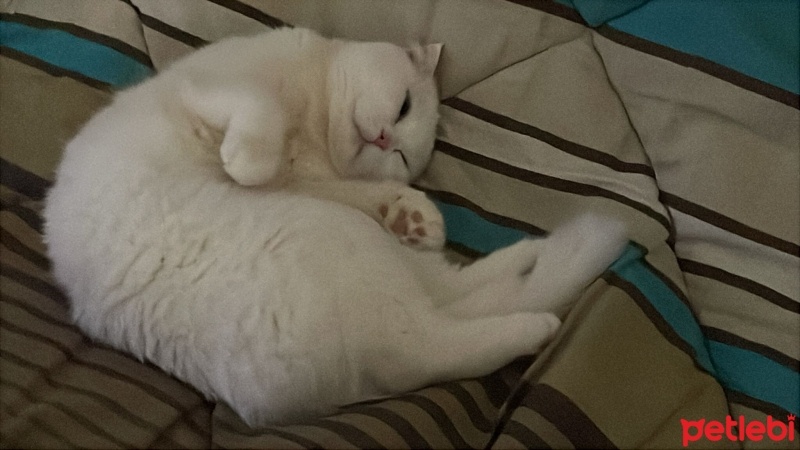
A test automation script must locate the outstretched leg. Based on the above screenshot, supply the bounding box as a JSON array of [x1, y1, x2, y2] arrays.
[[368, 311, 560, 395], [438, 238, 543, 297], [437, 274, 526, 318], [433, 213, 628, 317], [517, 213, 628, 315]]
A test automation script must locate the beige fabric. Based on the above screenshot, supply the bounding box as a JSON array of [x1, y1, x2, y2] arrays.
[[2, 0, 149, 56], [1, 0, 796, 448], [0, 58, 110, 180], [593, 35, 800, 245]]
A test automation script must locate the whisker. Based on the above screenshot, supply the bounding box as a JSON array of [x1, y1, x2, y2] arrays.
[[394, 149, 409, 168]]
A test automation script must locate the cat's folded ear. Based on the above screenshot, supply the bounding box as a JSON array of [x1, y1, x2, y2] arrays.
[[406, 43, 443, 76]]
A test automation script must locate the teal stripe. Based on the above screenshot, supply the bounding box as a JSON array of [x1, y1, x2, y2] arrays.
[[609, 246, 716, 372], [708, 341, 799, 415], [556, 0, 799, 94], [435, 197, 799, 413], [0, 20, 152, 87], [606, 0, 799, 94], [433, 200, 530, 254], [557, 0, 649, 26]]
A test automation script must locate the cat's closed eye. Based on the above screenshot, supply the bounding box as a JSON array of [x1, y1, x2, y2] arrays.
[[397, 90, 411, 122]]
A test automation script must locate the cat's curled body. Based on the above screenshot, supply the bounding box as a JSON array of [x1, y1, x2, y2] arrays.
[[44, 28, 627, 426]]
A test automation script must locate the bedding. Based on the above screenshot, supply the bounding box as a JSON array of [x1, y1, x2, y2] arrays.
[[1, 1, 797, 448]]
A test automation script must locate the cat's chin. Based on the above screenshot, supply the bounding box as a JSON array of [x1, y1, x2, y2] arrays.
[[350, 147, 413, 183]]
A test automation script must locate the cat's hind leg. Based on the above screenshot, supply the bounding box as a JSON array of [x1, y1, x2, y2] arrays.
[[517, 213, 627, 315], [433, 213, 627, 317], [368, 311, 560, 395], [445, 238, 543, 291]]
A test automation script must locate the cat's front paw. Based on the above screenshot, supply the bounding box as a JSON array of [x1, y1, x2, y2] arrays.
[[379, 189, 445, 250], [221, 133, 287, 186]]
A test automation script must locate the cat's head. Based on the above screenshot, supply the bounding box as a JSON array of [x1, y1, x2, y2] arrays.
[[327, 40, 442, 183]]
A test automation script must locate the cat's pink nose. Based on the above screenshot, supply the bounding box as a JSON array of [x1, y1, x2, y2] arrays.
[[371, 130, 391, 151]]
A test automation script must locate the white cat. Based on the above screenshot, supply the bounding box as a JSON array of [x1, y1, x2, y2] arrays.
[[43, 28, 627, 426]]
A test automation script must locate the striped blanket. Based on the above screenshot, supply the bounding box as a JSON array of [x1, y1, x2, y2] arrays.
[[1, 1, 797, 448]]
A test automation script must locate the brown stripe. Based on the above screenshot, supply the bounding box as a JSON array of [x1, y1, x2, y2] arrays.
[[2, 315, 197, 431], [0, 158, 52, 200], [662, 191, 800, 257], [498, 419, 551, 449], [486, 376, 536, 449], [0, 312, 203, 415], [486, 359, 539, 447], [205, 0, 288, 29], [138, 13, 208, 48], [502, 1, 798, 108], [597, 26, 800, 110], [212, 416, 325, 448], [678, 258, 799, 314], [0, 349, 169, 436], [417, 186, 547, 236], [1, 316, 76, 360], [1, 346, 210, 439], [393, 394, 471, 449], [2, 294, 71, 329], [702, 326, 799, 372], [1, 200, 44, 234], [1, 264, 68, 304], [356, 406, 433, 449], [256, 429, 324, 449], [0, 408, 79, 448], [438, 383, 494, 433], [602, 272, 712, 377], [725, 389, 800, 432], [525, 383, 616, 449], [1, 226, 50, 271], [435, 139, 671, 231], [503, 0, 587, 25], [0, 46, 111, 91], [141, 402, 212, 449], [1, 378, 137, 448], [0, 12, 153, 68], [142, 433, 187, 450], [637, 250, 694, 311], [442, 97, 656, 178], [476, 370, 514, 410], [310, 418, 387, 449], [445, 240, 484, 259]]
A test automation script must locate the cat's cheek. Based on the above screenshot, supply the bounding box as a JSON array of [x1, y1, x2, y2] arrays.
[[326, 124, 363, 178], [387, 157, 414, 183]]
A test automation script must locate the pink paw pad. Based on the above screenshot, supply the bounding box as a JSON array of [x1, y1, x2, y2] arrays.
[[379, 200, 442, 249], [379, 188, 445, 250]]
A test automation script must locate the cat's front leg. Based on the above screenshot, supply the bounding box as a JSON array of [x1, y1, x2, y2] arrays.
[[218, 99, 288, 186], [181, 80, 287, 186], [286, 180, 445, 250], [378, 187, 445, 250]]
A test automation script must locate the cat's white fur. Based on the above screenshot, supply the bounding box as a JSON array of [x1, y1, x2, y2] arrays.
[[43, 28, 627, 426]]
